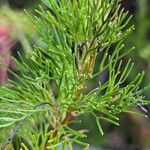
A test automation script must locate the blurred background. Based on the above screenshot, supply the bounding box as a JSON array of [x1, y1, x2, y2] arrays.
[[0, 0, 150, 150]]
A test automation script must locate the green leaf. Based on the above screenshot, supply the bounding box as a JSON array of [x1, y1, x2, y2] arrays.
[[96, 117, 104, 136]]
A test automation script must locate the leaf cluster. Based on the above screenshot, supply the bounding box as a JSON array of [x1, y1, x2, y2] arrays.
[[0, 0, 148, 149]]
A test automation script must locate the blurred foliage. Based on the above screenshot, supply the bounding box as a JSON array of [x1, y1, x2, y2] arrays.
[[117, 0, 150, 149], [0, 5, 37, 52], [124, 0, 150, 99], [0, 0, 37, 9]]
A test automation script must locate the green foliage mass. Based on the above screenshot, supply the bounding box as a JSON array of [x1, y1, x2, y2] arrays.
[[0, 0, 149, 149]]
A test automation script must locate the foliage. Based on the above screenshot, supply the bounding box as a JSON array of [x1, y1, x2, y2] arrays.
[[136, 0, 150, 60], [0, 0, 149, 149], [0, 5, 36, 52]]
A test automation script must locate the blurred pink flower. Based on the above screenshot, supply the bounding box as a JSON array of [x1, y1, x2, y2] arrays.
[[0, 25, 16, 84]]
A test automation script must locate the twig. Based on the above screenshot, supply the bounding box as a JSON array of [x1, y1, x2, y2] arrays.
[[1, 119, 24, 150], [1, 102, 52, 150]]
